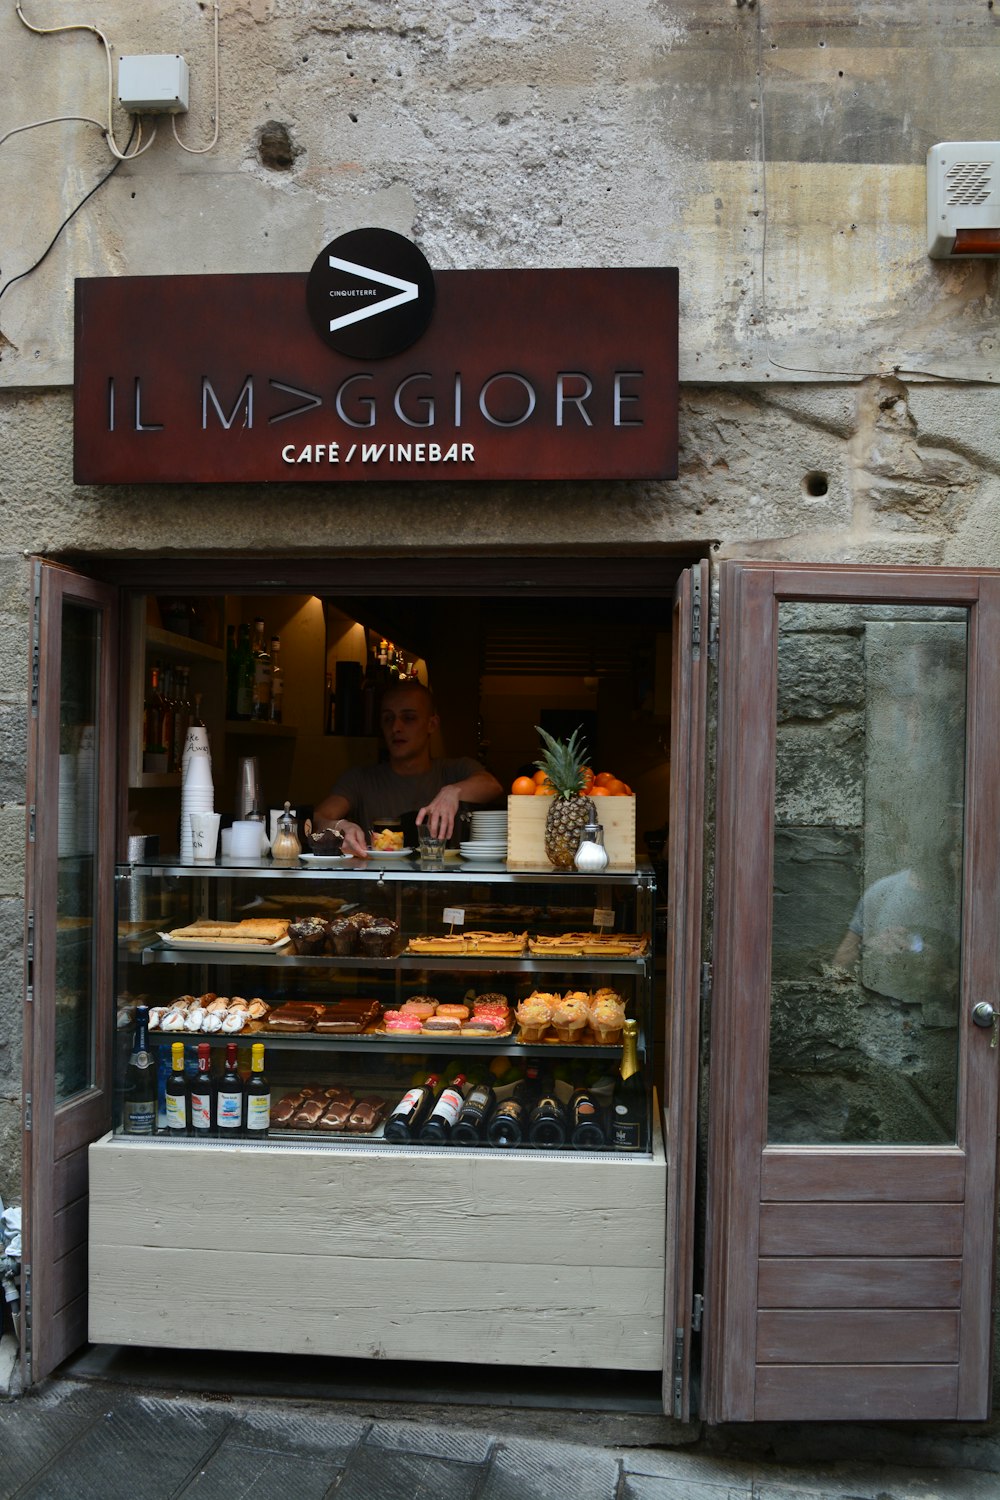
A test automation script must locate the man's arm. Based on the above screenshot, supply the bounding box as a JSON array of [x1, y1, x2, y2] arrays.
[[417, 769, 504, 839], [312, 791, 368, 857]]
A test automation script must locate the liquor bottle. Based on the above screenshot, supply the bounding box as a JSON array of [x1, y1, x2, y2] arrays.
[[485, 1070, 538, 1147], [215, 1042, 244, 1134], [450, 1081, 497, 1145], [164, 1041, 189, 1134], [418, 1074, 468, 1144], [610, 1020, 646, 1152], [244, 1042, 270, 1136], [143, 663, 163, 760], [123, 1005, 157, 1135], [172, 666, 192, 769], [225, 624, 238, 718], [234, 623, 254, 719], [160, 666, 176, 772], [190, 1042, 214, 1135], [384, 1073, 440, 1143], [268, 636, 283, 722], [250, 618, 272, 720], [569, 1087, 606, 1149], [527, 1073, 567, 1147]]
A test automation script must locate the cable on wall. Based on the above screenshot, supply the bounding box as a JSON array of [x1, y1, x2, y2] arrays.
[[0, 119, 137, 307], [15, 3, 156, 160], [172, 0, 221, 155]]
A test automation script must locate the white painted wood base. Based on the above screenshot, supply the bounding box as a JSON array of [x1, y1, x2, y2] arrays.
[[88, 1126, 667, 1370]]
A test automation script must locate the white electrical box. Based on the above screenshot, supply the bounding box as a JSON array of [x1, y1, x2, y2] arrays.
[[927, 141, 1000, 257], [118, 54, 189, 115]]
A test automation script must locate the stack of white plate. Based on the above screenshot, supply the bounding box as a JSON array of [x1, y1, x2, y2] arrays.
[[461, 810, 508, 860]]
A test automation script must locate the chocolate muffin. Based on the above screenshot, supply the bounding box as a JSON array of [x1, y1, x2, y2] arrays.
[[358, 919, 399, 958], [287, 918, 328, 955], [326, 914, 359, 956]]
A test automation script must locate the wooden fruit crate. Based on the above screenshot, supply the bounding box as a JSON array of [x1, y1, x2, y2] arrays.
[[505, 794, 637, 869]]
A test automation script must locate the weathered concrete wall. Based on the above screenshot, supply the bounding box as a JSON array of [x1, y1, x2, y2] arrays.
[[2, 2, 1000, 387]]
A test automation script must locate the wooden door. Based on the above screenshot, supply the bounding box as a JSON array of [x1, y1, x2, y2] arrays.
[[22, 561, 119, 1384], [704, 563, 1000, 1422], [663, 561, 709, 1418]]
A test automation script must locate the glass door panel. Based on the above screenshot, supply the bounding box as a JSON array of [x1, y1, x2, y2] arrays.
[[770, 602, 967, 1146], [55, 601, 103, 1105]]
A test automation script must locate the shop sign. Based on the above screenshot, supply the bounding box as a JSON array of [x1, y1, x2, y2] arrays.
[[74, 263, 677, 484]]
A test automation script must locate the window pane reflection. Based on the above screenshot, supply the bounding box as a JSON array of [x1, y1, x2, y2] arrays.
[[769, 603, 966, 1145]]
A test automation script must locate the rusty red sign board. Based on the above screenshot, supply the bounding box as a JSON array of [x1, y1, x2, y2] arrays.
[[73, 268, 678, 484]]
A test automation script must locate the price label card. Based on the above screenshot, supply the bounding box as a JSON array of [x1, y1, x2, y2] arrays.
[[443, 907, 466, 927], [593, 907, 615, 929]]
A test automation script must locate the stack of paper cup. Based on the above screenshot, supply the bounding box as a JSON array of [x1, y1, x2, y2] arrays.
[[180, 728, 214, 863]]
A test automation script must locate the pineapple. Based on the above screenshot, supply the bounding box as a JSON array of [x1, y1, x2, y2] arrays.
[[533, 725, 596, 869]]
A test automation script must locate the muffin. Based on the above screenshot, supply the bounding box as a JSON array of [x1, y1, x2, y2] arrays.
[[551, 994, 591, 1041], [326, 914, 360, 956], [589, 993, 626, 1043], [358, 919, 399, 958], [287, 919, 328, 955], [515, 992, 556, 1043]]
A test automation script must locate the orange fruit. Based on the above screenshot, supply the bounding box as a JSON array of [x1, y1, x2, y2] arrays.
[[579, 766, 595, 790], [616, 783, 633, 796], [535, 783, 555, 796], [511, 775, 536, 796], [604, 778, 626, 795], [532, 769, 548, 785], [590, 785, 610, 796], [594, 772, 615, 786]]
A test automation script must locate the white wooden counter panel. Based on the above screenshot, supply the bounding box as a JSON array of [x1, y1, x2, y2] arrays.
[[88, 1130, 667, 1370]]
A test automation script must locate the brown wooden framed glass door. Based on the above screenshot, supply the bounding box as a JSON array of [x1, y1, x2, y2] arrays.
[[663, 560, 709, 1418], [22, 561, 118, 1384], [704, 563, 1000, 1422]]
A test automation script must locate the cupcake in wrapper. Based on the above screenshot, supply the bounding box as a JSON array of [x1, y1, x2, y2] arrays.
[[326, 915, 359, 956], [550, 993, 591, 1042], [589, 990, 627, 1044], [358, 919, 399, 958], [287, 919, 328, 955], [515, 991, 557, 1042]]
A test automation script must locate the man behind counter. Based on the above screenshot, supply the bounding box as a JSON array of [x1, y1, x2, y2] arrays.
[[314, 679, 503, 857]]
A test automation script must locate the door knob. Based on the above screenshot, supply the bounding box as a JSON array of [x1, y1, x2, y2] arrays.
[[972, 1001, 997, 1028]]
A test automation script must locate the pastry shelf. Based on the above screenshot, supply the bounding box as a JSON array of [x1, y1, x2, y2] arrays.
[[139, 941, 650, 978], [144, 1028, 634, 1059]]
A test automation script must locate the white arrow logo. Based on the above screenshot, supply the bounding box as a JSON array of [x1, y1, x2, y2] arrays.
[[327, 255, 419, 332]]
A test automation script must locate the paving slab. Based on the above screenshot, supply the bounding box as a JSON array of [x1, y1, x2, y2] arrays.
[[478, 1434, 621, 1500], [622, 1476, 749, 1500], [213, 1400, 368, 1460], [364, 1416, 495, 1465], [173, 1434, 344, 1500], [621, 1447, 756, 1487], [332, 1445, 483, 1500], [6, 1395, 230, 1500]]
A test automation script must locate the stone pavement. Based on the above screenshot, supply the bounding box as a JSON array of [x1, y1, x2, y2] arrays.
[[3, 1373, 1000, 1500]]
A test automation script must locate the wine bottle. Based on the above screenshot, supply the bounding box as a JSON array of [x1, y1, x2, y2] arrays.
[[418, 1074, 468, 1144], [527, 1073, 567, 1147], [250, 618, 272, 720], [569, 1087, 606, 1149], [245, 1042, 270, 1136], [234, 623, 254, 719], [610, 1020, 646, 1152], [268, 636, 283, 723], [215, 1042, 244, 1134], [485, 1070, 538, 1148], [450, 1081, 497, 1145], [190, 1042, 214, 1136], [123, 1005, 157, 1135], [164, 1041, 189, 1135], [384, 1073, 440, 1143]]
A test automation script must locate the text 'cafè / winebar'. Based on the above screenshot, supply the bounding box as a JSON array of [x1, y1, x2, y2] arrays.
[[15, 194, 1000, 1438]]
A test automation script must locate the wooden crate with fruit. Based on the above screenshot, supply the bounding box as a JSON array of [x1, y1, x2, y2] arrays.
[[507, 728, 637, 868]]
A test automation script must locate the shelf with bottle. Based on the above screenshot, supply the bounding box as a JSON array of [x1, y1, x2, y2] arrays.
[[225, 618, 291, 729]]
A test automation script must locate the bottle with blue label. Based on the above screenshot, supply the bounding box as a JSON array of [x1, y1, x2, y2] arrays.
[[123, 1005, 157, 1135], [215, 1042, 244, 1135]]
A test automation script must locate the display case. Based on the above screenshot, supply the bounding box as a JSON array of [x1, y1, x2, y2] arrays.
[[89, 858, 667, 1370], [112, 856, 655, 1151]]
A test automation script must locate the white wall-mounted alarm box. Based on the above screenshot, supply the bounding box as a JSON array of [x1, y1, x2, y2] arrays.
[[118, 55, 190, 115], [927, 142, 1000, 257]]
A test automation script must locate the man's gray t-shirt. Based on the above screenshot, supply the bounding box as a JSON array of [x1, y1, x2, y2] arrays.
[[330, 757, 484, 838]]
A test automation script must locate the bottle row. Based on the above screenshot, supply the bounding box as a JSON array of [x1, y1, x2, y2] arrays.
[[226, 618, 284, 723], [121, 1006, 648, 1153], [142, 662, 206, 774]]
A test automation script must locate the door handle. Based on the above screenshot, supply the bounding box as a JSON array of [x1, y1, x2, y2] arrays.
[[972, 1001, 999, 1047]]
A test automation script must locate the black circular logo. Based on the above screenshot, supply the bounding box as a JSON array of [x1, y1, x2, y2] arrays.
[[306, 228, 436, 359]]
